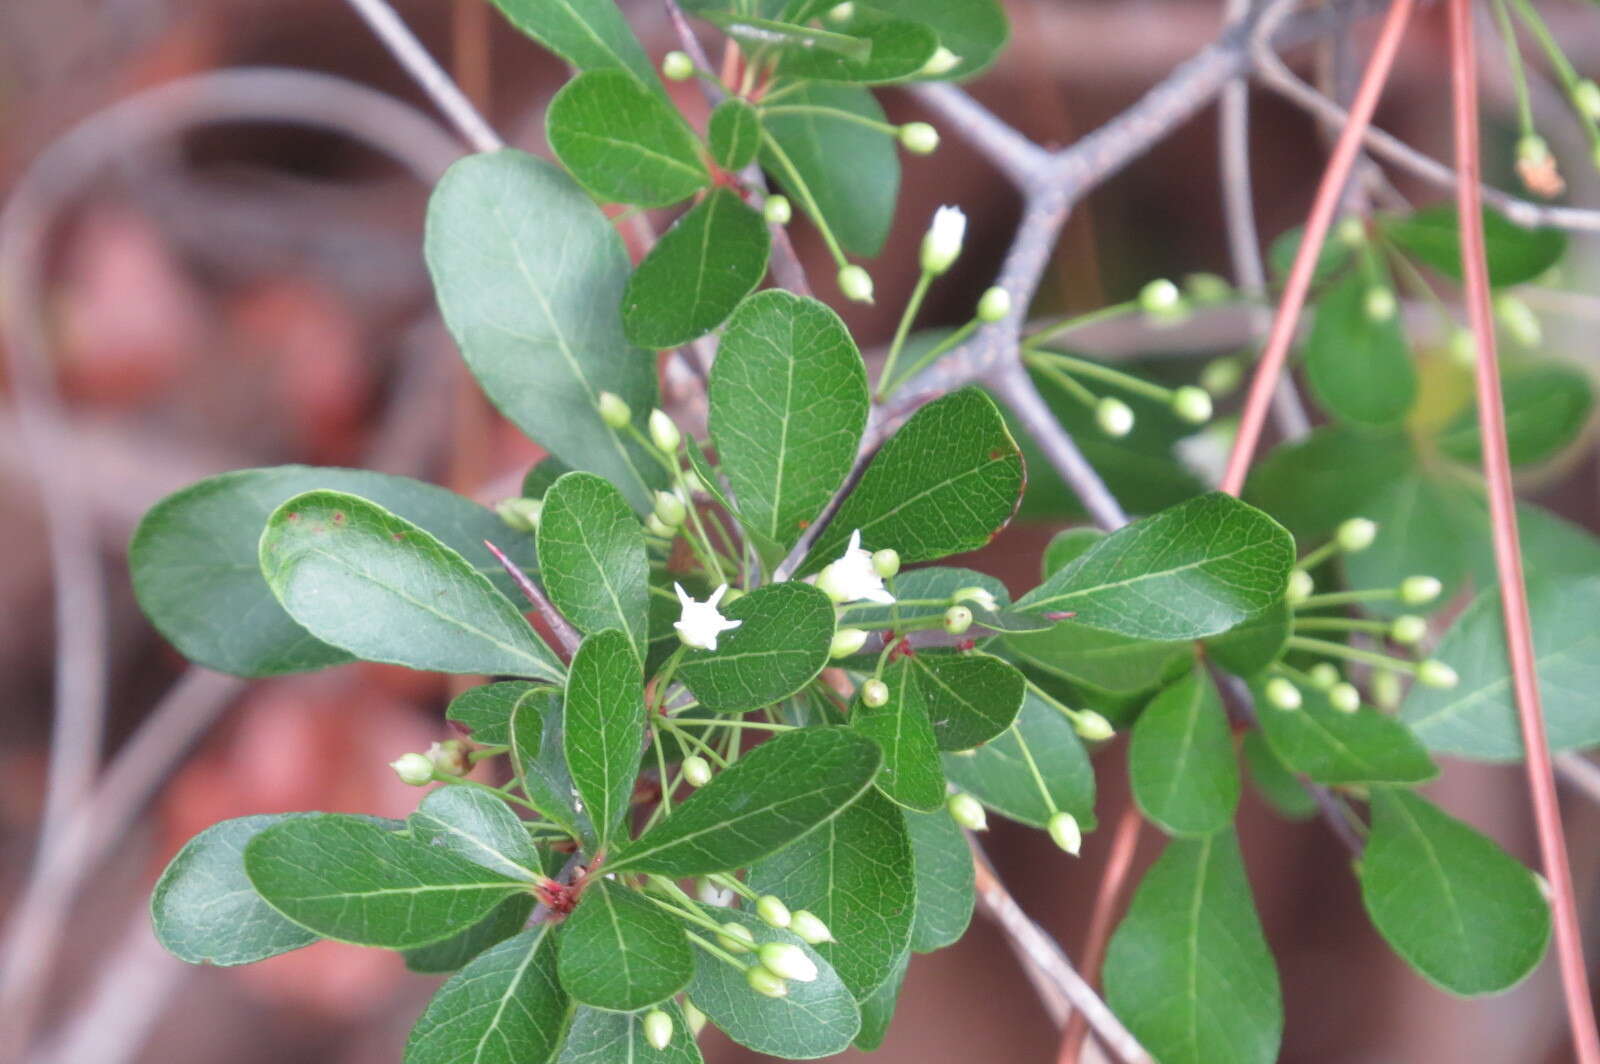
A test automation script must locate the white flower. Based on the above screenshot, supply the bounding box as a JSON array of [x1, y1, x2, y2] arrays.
[[674, 583, 741, 651], [815, 530, 895, 605], [920, 205, 966, 275]]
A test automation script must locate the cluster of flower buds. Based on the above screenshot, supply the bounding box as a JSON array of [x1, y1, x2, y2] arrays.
[[389, 738, 471, 786], [713, 894, 835, 1000]]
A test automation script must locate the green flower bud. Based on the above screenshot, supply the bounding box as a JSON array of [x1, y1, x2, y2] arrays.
[[1170, 385, 1213, 425], [763, 195, 792, 226], [680, 470, 706, 496], [1417, 659, 1459, 690], [1286, 569, 1314, 605], [1073, 710, 1115, 742], [495, 497, 543, 533], [646, 514, 675, 539], [1139, 278, 1183, 318], [1264, 676, 1302, 711], [1372, 669, 1403, 710], [653, 490, 687, 528], [1047, 810, 1082, 855], [1363, 285, 1397, 323], [947, 791, 988, 831], [1448, 327, 1477, 367], [830, 627, 870, 658], [837, 264, 875, 304], [898, 121, 940, 155], [952, 585, 1000, 612], [1575, 79, 1600, 120], [943, 605, 973, 635], [1095, 396, 1135, 438], [648, 409, 681, 453], [827, 1, 855, 21], [1517, 133, 1553, 166], [1336, 216, 1366, 247], [717, 921, 756, 954], [1200, 356, 1243, 397], [919, 46, 960, 78], [920, 205, 966, 276], [789, 910, 834, 945], [1307, 662, 1341, 690], [644, 1008, 674, 1050], [977, 285, 1012, 323], [758, 942, 818, 982], [662, 51, 695, 82], [1390, 615, 1428, 646], [390, 752, 435, 786], [682, 1000, 708, 1035], [1399, 575, 1442, 606], [756, 894, 792, 929], [1328, 682, 1361, 714], [746, 964, 788, 998], [861, 678, 890, 708], [1184, 272, 1232, 305], [428, 739, 469, 778], [1495, 293, 1542, 348], [598, 390, 632, 429], [682, 755, 713, 788], [1336, 517, 1378, 553], [872, 548, 901, 579]]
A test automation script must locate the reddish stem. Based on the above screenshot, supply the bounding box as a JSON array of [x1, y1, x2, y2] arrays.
[[1218, 0, 1417, 496], [1056, 800, 1143, 1064], [483, 538, 581, 663], [1447, 2, 1600, 1058]]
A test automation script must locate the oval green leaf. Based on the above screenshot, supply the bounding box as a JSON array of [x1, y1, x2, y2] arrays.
[[708, 98, 762, 171], [942, 688, 1096, 830], [904, 650, 1025, 751], [547, 70, 709, 207], [1304, 267, 1417, 426], [1253, 679, 1437, 786], [538, 472, 649, 665], [563, 629, 646, 848], [1129, 669, 1240, 837], [409, 785, 545, 881], [851, 658, 946, 811], [676, 581, 836, 712], [904, 805, 975, 953], [1382, 205, 1566, 287], [404, 925, 572, 1064], [557, 879, 693, 1011]]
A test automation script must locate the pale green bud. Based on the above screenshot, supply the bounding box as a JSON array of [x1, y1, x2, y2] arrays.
[[1574, 79, 1600, 120], [1495, 293, 1542, 348], [680, 470, 706, 496], [920, 46, 960, 77], [830, 627, 870, 658], [1047, 810, 1082, 855], [947, 791, 988, 831], [717, 921, 756, 954], [755, 894, 792, 929], [648, 409, 681, 453], [1264, 676, 1302, 711], [1417, 659, 1459, 690], [861, 678, 890, 707], [1399, 575, 1442, 606], [1184, 272, 1232, 305], [1095, 396, 1135, 438], [427, 739, 469, 778], [643, 1008, 674, 1050], [1518, 132, 1554, 166], [1286, 569, 1314, 605], [495, 497, 542, 533], [977, 285, 1012, 323], [1200, 356, 1243, 397], [1328, 682, 1361, 714], [1073, 710, 1115, 742], [646, 514, 675, 539], [1336, 517, 1378, 553], [1170, 385, 1213, 425], [1307, 662, 1341, 690], [653, 490, 687, 528], [598, 390, 632, 429], [662, 51, 694, 82], [746, 964, 788, 998], [758, 942, 818, 982], [1336, 216, 1366, 247], [682, 1000, 708, 1035], [1364, 285, 1397, 323], [763, 195, 792, 226], [827, 1, 855, 21], [943, 605, 973, 635], [837, 264, 875, 304], [952, 585, 1000, 612], [1372, 669, 1403, 710], [1448, 327, 1477, 367], [1390, 615, 1428, 645], [1139, 278, 1183, 317], [898, 121, 940, 155], [871, 548, 901, 579], [390, 752, 434, 786], [682, 755, 713, 788], [789, 910, 834, 945]]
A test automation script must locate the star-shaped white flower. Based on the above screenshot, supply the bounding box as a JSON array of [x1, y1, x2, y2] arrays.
[[674, 583, 741, 651], [816, 530, 895, 605]]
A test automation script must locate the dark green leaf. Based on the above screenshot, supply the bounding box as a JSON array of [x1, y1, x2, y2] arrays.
[[708, 291, 868, 559], [1204, 600, 1291, 678], [801, 389, 1023, 574], [1103, 832, 1282, 1064], [1020, 493, 1296, 641], [867, 0, 1009, 80], [131, 466, 539, 677], [1359, 788, 1550, 995], [487, 0, 658, 89], [942, 689, 1096, 830], [708, 98, 762, 170], [1241, 731, 1317, 821], [539, 472, 649, 665], [696, 10, 872, 57], [1243, 426, 1413, 539], [1304, 268, 1416, 426], [547, 71, 708, 207], [557, 1002, 704, 1063], [1042, 527, 1105, 578], [853, 950, 908, 1050], [610, 727, 881, 875], [1435, 363, 1593, 466], [260, 491, 563, 681], [425, 149, 662, 512], [1268, 224, 1352, 284], [1383, 205, 1566, 287], [522, 455, 576, 501], [680, 439, 790, 568], [409, 785, 544, 881], [404, 895, 537, 974], [511, 687, 593, 844], [623, 188, 770, 349], [1004, 622, 1190, 696], [152, 814, 320, 966], [904, 806, 974, 952], [777, 18, 938, 84], [564, 630, 646, 847], [677, 582, 836, 712], [750, 788, 915, 1002], [1252, 680, 1437, 785], [448, 681, 539, 748], [905, 650, 1025, 751], [558, 880, 693, 1011], [1129, 669, 1239, 837], [852, 659, 946, 811], [405, 925, 572, 1064], [245, 814, 522, 949], [1342, 472, 1485, 617], [761, 83, 898, 257]]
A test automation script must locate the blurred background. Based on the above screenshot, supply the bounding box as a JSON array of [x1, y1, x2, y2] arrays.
[[2, 0, 1599, 1061]]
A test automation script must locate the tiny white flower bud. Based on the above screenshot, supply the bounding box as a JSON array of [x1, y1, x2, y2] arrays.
[[758, 942, 818, 982], [1336, 216, 1366, 247], [654, 490, 687, 528], [837, 264, 875, 304], [1307, 662, 1341, 690], [1095, 397, 1135, 438], [697, 879, 734, 907], [1200, 356, 1243, 397], [1047, 811, 1082, 855], [1264, 676, 1302, 711], [682, 755, 713, 788], [1139, 278, 1185, 320], [755, 894, 792, 929], [1364, 286, 1397, 323], [1448, 327, 1477, 367], [861, 678, 890, 708], [763, 195, 792, 226], [1495, 293, 1543, 348], [717, 921, 756, 954], [1399, 575, 1443, 606], [683, 999, 708, 1035], [644, 1008, 674, 1050], [898, 122, 940, 155], [662, 51, 695, 82], [648, 409, 682, 453], [390, 752, 434, 786], [1170, 385, 1213, 424], [871, 548, 901, 579], [1286, 569, 1314, 605], [789, 910, 834, 944], [830, 627, 870, 658], [598, 390, 632, 429], [495, 497, 542, 533], [953, 586, 1000, 613], [920, 205, 966, 276], [646, 514, 675, 539], [1390, 615, 1428, 645], [919, 46, 960, 77], [1575, 79, 1600, 120], [943, 605, 973, 635], [1372, 669, 1403, 709], [947, 791, 988, 831], [1336, 517, 1378, 553], [827, 1, 855, 21], [1417, 659, 1459, 690], [1073, 710, 1115, 742], [746, 964, 788, 998], [1328, 682, 1361, 714], [977, 285, 1012, 323]]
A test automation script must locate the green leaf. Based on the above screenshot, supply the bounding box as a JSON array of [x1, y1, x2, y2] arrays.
[[680, 439, 788, 567], [610, 727, 881, 875], [1129, 668, 1239, 837], [852, 659, 946, 811], [1241, 731, 1317, 821], [801, 389, 1023, 573], [1303, 268, 1417, 426], [1004, 622, 1189, 696], [697, 10, 872, 57], [623, 188, 770, 349], [557, 1002, 704, 1063], [564, 630, 646, 848], [676, 581, 836, 711], [708, 291, 868, 558], [1401, 575, 1600, 760], [708, 98, 762, 171], [487, 0, 658, 89], [853, 950, 908, 1050], [152, 814, 320, 966], [131, 466, 540, 677], [777, 18, 938, 84], [750, 788, 915, 1002], [1435, 363, 1593, 466], [511, 687, 593, 844], [547, 71, 708, 207], [942, 689, 1096, 830], [538, 472, 649, 665], [448, 681, 539, 748], [405, 925, 572, 1064], [557, 879, 693, 1011], [867, 0, 1009, 80], [425, 149, 662, 512], [1042, 527, 1105, 578], [761, 83, 899, 257], [409, 785, 544, 881], [1203, 600, 1291, 678], [1358, 788, 1551, 995], [904, 650, 1026, 751], [1342, 472, 1485, 617], [522, 455, 576, 500], [244, 814, 522, 949], [1103, 832, 1282, 1064], [1020, 493, 1296, 641], [404, 895, 537, 974], [1383, 205, 1566, 287], [1252, 680, 1437, 785], [904, 806, 975, 952], [1267, 224, 1352, 284], [1243, 426, 1413, 539], [259, 491, 563, 681]]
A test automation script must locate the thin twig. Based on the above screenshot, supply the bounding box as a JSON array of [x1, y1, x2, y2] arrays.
[[1447, 3, 1600, 1057], [483, 539, 581, 662], [1057, 800, 1144, 1064]]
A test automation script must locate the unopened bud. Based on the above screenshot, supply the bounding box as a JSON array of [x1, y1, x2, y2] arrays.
[[390, 752, 434, 786], [1336, 517, 1378, 553], [1364, 285, 1397, 323], [1096, 397, 1135, 438], [598, 390, 632, 429], [1328, 682, 1361, 714], [755, 894, 792, 929], [1495, 293, 1542, 348], [830, 627, 870, 658], [1417, 659, 1459, 690], [1372, 669, 1403, 710], [758, 942, 818, 982], [947, 791, 988, 831], [648, 409, 681, 453], [1201, 356, 1243, 397], [898, 122, 939, 155], [943, 605, 973, 635], [1184, 272, 1232, 305], [920, 205, 966, 276], [1286, 569, 1314, 605], [920, 46, 960, 77], [1170, 385, 1213, 424], [746, 964, 788, 998], [1399, 575, 1442, 606], [427, 739, 469, 778], [646, 514, 675, 539], [495, 497, 542, 533], [1073, 710, 1115, 742], [1575, 79, 1600, 120], [1047, 811, 1082, 855], [643, 1008, 674, 1050], [837, 264, 875, 304], [717, 922, 756, 954], [953, 586, 1000, 612], [682, 755, 713, 788], [1448, 327, 1477, 367], [1139, 278, 1183, 319], [861, 678, 890, 708], [1390, 615, 1428, 645], [654, 490, 687, 528], [871, 548, 900, 579], [827, 1, 855, 21], [683, 1000, 708, 1035], [789, 910, 834, 944], [1307, 662, 1341, 690], [1264, 676, 1302, 711], [976, 285, 1011, 323], [1336, 216, 1366, 247], [1516, 134, 1565, 198], [763, 195, 792, 226]]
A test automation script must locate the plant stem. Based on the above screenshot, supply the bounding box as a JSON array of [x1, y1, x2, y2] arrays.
[[1026, 350, 1174, 404], [1286, 635, 1416, 674], [760, 103, 898, 135], [876, 270, 935, 401]]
